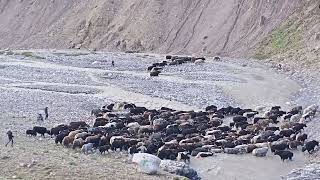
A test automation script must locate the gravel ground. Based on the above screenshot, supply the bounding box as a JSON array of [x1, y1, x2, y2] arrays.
[[0, 49, 318, 180]]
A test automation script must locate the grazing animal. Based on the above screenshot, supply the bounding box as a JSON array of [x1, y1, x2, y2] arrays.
[[177, 152, 190, 163], [274, 150, 293, 161], [196, 152, 214, 158], [279, 129, 295, 137], [55, 131, 69, 144], [99, 145, 111, 154], [50, 124, 69, 137], [150, 71, 161, 77], [81, 143, 94, 154], [33, 126, 50, 137], [26, 130, 37, 136], [289, 140, 302, 149], [296, 134, 308, 142], [252, 147, 268, 157], [72, 138, 84, 149], [62, 136, 74, 147], [302, 140, 319, 154], [292, 123, 307, 133], [270, 143, 289, 153]]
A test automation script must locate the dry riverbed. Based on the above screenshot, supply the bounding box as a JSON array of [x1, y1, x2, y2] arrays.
[[0, 49, 319, 180]]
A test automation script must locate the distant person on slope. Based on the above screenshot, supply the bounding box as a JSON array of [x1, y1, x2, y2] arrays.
[[112, 60, 115, 67], [5, 130, 14, 147], [44, 107, 49, 120]]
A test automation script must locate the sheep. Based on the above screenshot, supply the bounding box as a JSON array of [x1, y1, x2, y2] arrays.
[[68, 130, 82, 139], [74, 132, 90, 140], [50, 124, 69, 137], [81, 143, 94, 154], [72, 138, 84, 149], [196, 152, 213, 158], [99, 145, 111, 154], [274, 150, 293, 161], [62, 136, 74, 147], [252, 147, 268, 157], [302, 140, 319, 154], [303, 104, 318, 116], [254, 143, 268, 148], [55, 131, 69, 144], [234, 145, 248, 154], [213, 56, 221, 61], [69, 121, 89, 130], [289, 106, 302, 115], [270, 142, 289, 153], [264, 126, 279, 131], [292, 123, 307, 133], [289, 140, 302, 149], [91, 109, 103, 117], [110, 136, 126, 151], [243, 112, 258, 119], [280, 122, 294, 130], [137, 145, 148, 153], [85, 135, 101, 147], [206, 105, 217, 112], [251, 135, 261, 144], [255, 106, 266, 112], [233, 116, 247, 123], [279, 129, 295, 137], [224, 148, 241, 154], [296, 133, 308, 142], [150, 71, 161, 77], [191, 147, 209, 156], [290, 114, 302, 123], [246, 144, 258, 153], [33, 126, 50, 137], [194, 59, 205, 64], [177, 152, 190, 162], [26, 130, 37, 136]]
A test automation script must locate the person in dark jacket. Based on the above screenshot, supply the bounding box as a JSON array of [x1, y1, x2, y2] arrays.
[[44, 107, 49, 120], [111, 60, 115, 67], [5, 130, 14, 147]]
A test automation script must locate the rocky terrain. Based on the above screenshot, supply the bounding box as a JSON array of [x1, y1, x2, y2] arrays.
[[0, 50, 318, 179], [0, 1, 319, 179]]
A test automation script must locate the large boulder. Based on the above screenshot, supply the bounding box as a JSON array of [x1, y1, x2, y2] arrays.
[[132, 153, 161, 175], [160, 160, 200, 180]]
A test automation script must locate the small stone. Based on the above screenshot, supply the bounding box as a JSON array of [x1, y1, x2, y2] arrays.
[[1, 156, 10, 160], [19, 163, 27, 167]]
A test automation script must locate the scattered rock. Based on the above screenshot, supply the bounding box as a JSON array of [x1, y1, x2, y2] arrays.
[[19, 163, 27, 167], [160, 160, 200, 180], [1, 156, 10, 160], [284, 163, 320, 180]]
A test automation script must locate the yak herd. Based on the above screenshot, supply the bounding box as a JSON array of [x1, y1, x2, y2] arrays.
[[25, 102, 319, 164], [147, 55, 220, 77]]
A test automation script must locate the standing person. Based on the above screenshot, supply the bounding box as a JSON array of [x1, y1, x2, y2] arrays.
[[44, 107, 49, 120], [111, 60, 115, 67], [5, 130, 14, 147]]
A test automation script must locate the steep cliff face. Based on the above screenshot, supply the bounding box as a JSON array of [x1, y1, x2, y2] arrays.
[[0, 0, 317, 59]]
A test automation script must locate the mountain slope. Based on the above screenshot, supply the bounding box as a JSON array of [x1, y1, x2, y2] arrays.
[[0, 0, 309, 58]]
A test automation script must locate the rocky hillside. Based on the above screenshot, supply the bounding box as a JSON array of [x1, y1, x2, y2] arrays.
[[0, 0, 318, 60]]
